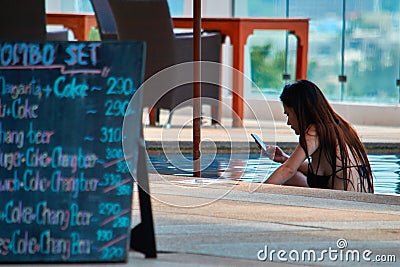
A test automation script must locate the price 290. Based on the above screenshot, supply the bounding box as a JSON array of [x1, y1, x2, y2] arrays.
[[107, 77, 136, 95]]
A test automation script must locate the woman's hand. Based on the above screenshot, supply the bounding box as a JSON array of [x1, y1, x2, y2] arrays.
[[265, 145, 289, 163]]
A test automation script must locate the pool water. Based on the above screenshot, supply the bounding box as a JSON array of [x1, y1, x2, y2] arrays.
[[148, 153, 400, 195]]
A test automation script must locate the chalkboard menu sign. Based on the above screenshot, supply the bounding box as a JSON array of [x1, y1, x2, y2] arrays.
[[0, 41, 145, 262]]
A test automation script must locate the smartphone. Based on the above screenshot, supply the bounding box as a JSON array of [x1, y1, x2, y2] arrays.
[[251, 133, 267, 153]]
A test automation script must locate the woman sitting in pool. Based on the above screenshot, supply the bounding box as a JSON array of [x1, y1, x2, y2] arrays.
[[262, 80, 374, 193]]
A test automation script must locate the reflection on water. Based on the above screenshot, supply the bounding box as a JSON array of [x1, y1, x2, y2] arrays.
[[368, 154, 400, 195], [148, 153, 400, 195]]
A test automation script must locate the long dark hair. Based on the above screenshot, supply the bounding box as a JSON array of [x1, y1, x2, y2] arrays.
[[280, 80, 373, 192]]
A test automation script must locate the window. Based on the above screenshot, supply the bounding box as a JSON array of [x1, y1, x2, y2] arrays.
[[46, 0, 94, 13], [235, 0, 400, 104]]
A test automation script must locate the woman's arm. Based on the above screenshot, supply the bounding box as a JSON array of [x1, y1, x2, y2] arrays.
[[265, 125, 319, 185], [297, 159, 309, 175], [266, 145, 309, 175], [265, 144, 308, 185]]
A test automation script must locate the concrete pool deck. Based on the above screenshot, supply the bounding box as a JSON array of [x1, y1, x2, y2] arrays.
[[135, 175, 400, 266]]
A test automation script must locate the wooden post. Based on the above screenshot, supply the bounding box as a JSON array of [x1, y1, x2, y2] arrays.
[[193, 0, 201, 177]]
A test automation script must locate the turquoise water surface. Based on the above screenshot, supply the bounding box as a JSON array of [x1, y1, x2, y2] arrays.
[[148, 153, 400, 195]]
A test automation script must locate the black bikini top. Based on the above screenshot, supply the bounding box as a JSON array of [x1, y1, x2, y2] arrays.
[[306, 153, 373, 192], [307, 153, 332, 189], [307, 168, 331, 189]]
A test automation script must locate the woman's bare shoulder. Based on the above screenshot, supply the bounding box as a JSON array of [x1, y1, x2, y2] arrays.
[[304, 124, 319, 153]]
